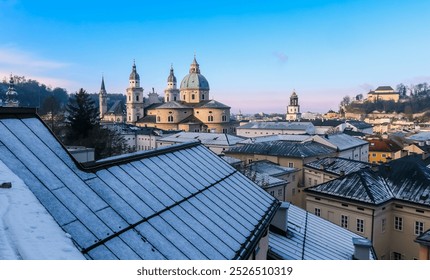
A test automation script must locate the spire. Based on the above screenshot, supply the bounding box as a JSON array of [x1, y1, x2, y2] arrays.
[[190, 55, 200, 74], [99, 75, 107, 96], [167, 64, 177, 83], [129, 60, 140, 81]]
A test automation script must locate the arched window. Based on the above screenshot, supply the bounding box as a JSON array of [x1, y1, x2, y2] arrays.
[[157, 116, 161, 122], [208, 115, 214, 122], [202, 94, 205, 100], [222, 115, 227, 122], [192, 94, 195, 100], [168, 115, 174, 122]]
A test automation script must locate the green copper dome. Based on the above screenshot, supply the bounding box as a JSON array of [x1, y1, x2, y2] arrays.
[[180, 57, 209, 90]]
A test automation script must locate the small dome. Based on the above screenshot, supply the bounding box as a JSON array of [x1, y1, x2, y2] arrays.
[[129, 62, 140, 81]]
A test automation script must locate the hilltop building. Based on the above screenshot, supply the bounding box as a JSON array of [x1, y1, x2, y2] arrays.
[[367, 86, 400, 102]]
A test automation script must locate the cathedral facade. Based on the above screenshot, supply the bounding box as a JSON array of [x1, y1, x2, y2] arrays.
[[104, 57, 238, 134]]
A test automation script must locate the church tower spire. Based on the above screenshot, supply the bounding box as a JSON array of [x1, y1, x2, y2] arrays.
[[164, 64, 179, 102], [99, 75, 107, 118], [126, 60, 144, 123], [286, 90, 301, 121]]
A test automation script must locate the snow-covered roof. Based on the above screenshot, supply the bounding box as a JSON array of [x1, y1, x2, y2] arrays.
[[226, 141, 336, 159], [0, 160, 84, 259], [159, 131, 245, 146], [310, 134, 368, 151], [249, 160, 297, 176], [237, 121, 314, 131], [0, 108, 279, 260], [269, 203, 376, 260], [305, 157, 371, 176], [239, 134, 311, 144], [307, 156, 430, 206]]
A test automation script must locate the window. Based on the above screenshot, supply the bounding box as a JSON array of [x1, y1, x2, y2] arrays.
[[288, 162, 294, 168], [167, 115, 174, 122], [356, 219, 364, 233], [394, 216, 403, 231], [372, 153, 376, 157], [314, 179, 317, 185], [277, 189, 283, 197], [202, 94, 205, 100], [341, 215, 348, 229], [192, 94, 195, 100], [248, 159, 253, 164], [382, 154, 386, 158], [292, 188, 296, 196], [222, 115, 227, 122], [308, 178, 312, 186], [381, 218, 386, 233], [392, 252, 402, 260], [269, 190, 275, 196], [136, 95, 139, 101], [222, 128, 228, 133], [156, 116, 161, 122], [208, 115, 214, 122], [314, 208, 321, 217], [415, 221, 424, 235]]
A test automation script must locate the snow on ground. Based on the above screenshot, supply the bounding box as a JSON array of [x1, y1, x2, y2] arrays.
[[0, 160, 85, 260]]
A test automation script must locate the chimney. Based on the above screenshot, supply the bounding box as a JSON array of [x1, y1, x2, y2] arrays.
[[339, 169, 345, 177], [371, 164, 379, 172], [352, 238, 372, 260], [271, 202, 290, 235], [0, 182, 12, 189]]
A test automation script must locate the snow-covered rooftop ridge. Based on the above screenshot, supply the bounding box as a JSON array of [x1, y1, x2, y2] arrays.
[[0, 160, 84, 260]]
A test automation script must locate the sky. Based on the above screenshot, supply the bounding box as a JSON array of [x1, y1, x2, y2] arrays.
[[0, 0, 429, 114]]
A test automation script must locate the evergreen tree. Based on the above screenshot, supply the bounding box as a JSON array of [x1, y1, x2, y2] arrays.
[[64, 88, 128, 159], [65, 88, 100, 142]]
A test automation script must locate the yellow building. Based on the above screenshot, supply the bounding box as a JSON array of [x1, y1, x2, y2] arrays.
[[368, 138, 403, 163], [367, 86, 400, 102]]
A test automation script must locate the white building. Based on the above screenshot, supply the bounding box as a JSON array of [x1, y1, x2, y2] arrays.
[[236, 121, 315, 137]]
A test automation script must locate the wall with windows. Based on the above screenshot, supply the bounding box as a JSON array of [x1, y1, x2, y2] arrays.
[[305, 193, 430, 260]]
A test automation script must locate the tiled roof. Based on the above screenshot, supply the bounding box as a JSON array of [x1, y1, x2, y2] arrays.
[[0, 108, 279, 260], [198, 100, 230, 109], [155, 101, 192, 109], [346, 120, 373, 129], [136, 115, 156, 124], [226, 141, 335, 158], [105, 100, 125, 115], [311, 119, 344, 127], [368, 138, 403, 152], [305, 157, 371, 176], [269, 203, 376, 260]]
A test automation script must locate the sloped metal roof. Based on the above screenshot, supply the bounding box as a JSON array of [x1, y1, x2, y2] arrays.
[[307, 156, 430, 206], [226, 141, 335, 158], [0, 109, 278, 259], [305, 157, 371, 176], [237, 121, 314, 130], [269, 203, 376, 260], [159, 132, 245, 147]]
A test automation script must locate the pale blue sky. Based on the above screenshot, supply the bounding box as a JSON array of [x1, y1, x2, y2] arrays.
[[1, 0, 429, 113]]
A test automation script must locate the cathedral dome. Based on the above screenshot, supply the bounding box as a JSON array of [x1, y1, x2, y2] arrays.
[[180, 57, 209, 90], [167, 65, 177, 83]]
